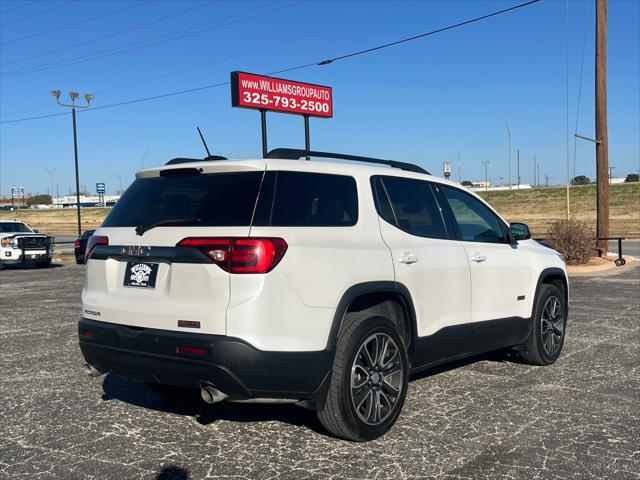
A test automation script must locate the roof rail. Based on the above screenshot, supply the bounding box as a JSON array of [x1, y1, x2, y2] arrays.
[[165, 155, 227, 166], [265, 148, 429, 175]]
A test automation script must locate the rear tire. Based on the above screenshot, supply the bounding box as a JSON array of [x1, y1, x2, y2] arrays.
[[519, 283, 567, 366], [317, 312, 409, 441], [36, 260, 51, 269], [75, 256, 84, 265]]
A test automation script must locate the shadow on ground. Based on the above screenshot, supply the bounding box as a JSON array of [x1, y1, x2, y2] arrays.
[[100, 350, 515, 437]]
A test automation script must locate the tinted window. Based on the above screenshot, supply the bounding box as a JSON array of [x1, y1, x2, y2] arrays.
[[439, 185, 507, 243], [375, 176, 447, 239], [81, 230, 95, 238], [0, 222, 31, 233], [372, 177, 395, 225], [254, 171, 357, 227], [103, 171, 264, 227]]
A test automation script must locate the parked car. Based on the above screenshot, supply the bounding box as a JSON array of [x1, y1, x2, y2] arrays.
[[74, 230, 95, 264], [0, 219, 53, 270], [78, 150, 568, 441]]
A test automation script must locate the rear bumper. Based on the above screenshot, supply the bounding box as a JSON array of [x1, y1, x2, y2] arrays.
[[78, 318, 332, 400]]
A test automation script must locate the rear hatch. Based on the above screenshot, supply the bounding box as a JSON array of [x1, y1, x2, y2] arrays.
[[82, 161, 266, 335]]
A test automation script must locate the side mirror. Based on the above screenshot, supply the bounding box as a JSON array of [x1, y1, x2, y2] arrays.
[[510, 222, 531, 241], [33, 229, 39, 233]]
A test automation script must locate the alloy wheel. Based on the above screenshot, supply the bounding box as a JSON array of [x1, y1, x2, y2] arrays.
[[350, 332, 403, 426]]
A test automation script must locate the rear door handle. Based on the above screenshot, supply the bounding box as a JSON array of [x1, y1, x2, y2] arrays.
[[398, 254, 419, 264], [470, 254, 487, 263]]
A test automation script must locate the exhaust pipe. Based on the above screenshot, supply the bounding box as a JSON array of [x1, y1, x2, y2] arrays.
[[200, 383, 228, 404], [83, 363, 105, 378]]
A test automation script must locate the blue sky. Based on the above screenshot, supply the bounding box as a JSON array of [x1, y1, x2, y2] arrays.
[[0, 0, 638, 196]]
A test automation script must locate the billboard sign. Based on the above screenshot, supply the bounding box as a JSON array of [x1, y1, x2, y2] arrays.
[[96, 183, 106, 194], [231, 71, 333, 118]]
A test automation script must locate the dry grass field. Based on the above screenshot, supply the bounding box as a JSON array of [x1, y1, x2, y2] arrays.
[[3, 182, 638, 238], [478, 182, 640, 238]]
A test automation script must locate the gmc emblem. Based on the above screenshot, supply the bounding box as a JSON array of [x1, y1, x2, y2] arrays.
[[121, 245, 151, 256]]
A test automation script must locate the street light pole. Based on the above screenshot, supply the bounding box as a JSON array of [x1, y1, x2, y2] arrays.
[[505, 123, 511, 189], [51, 90, 94, 237], [517, 148, 521, 189], [482, 160, 490, 192], [43, 167, 56, 197], [112, 173, 123, 194]]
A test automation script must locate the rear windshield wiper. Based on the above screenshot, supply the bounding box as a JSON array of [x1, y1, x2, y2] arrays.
[[135, 217, 202, 236]]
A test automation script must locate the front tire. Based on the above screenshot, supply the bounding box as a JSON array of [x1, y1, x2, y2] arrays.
[[520, 283, 567, 365], [318, 313, 409, 441]]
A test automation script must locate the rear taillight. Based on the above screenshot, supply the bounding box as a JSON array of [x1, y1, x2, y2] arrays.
[[86, 235, 108, 260], [74, 239, 81, 248], [177, 237, 287, 274]]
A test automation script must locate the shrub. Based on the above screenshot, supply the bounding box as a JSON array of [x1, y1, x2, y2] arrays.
[[546, 219, 594, 265]]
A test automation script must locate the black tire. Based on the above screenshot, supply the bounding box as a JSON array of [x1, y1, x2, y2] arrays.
[[75, 256, 84, 265], [519, 283, 567, 366], [615, 258, 625, 267], [36, 260, 51, 269], [317, 312, 409, 442]]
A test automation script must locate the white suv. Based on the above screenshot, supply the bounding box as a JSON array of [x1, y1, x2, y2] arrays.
[[79, 149, 568, 441]]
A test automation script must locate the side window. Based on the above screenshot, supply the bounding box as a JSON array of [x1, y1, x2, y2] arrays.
[[372, 177, 396, 225], [374, 176, 448, 239], [439, 185, 507, 243], [254, 171, 358, 227]]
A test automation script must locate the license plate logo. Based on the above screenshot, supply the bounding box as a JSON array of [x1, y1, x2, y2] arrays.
[[124, 262, 158, 288]]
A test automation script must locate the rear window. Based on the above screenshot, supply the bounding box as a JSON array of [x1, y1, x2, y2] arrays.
[[103, 171, 264, 227], [253, 171, 358, 227], [102, 170, 358, 229]]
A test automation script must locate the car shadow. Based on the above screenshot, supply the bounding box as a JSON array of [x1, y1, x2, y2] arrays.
[[100, 374, 326, 434], [154, 465, 190, 480], [100, 350, 518, 436]]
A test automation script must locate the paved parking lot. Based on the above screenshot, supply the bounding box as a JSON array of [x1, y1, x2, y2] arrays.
[[0, 263, 638, 479]]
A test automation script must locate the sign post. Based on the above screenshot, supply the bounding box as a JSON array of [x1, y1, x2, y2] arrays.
[[443, 162, 451, 180], [96, 182, 106, 207], [231, 71, 333, 158]]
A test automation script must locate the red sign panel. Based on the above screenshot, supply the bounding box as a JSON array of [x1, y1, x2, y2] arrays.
[[231, 71, 333, 118]]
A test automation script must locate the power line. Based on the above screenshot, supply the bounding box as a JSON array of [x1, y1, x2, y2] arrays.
[[0, 0, 38, 16], [0, 1, 150, 46], [0, 0, 542, 125], [1, 39, 282, 118], [0, 0, 75, 27], [1, 1, 294, 77], [316, 0, 540, 65], [1, 2, 205, 65]]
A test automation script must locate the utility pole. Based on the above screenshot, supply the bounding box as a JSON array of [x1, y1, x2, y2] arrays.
[[595, 0, 609, 254], [537, 165, 541, 188], [545, 175, 549, 187], [457, 153, 461, 183], [505, 124, 511, 189], [517, 149, 521, 189], [533, 154, 537, 187], [482, 160, 490, 191], [51, 90, 94, 237], [608, 166, 614, 184], [112, 173, 123, 194]]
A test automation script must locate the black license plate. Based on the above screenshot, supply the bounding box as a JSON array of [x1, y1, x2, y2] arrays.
[[123, 262, 159, 289]]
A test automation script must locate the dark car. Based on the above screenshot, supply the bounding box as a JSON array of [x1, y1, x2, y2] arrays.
[[74, 230, 95, 264]]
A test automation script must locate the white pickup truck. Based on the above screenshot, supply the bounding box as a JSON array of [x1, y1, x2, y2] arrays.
[[0, 219, 54, 270]]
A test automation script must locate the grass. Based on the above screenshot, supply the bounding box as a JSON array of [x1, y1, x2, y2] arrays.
[[477, 182, 640, 237], [2, 183, 638, 238]]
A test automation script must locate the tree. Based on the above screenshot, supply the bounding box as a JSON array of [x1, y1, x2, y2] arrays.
[[570, 175, 591, 185], [26, 194, 52, 206], [461, 180, 474, 187], [625, 173, 639, 183]]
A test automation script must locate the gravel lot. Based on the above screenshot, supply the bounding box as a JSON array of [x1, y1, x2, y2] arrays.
[[0, 263, 638, 480]]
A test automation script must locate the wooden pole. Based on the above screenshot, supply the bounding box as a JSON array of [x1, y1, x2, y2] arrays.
[[595, 0, 609, 254]]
